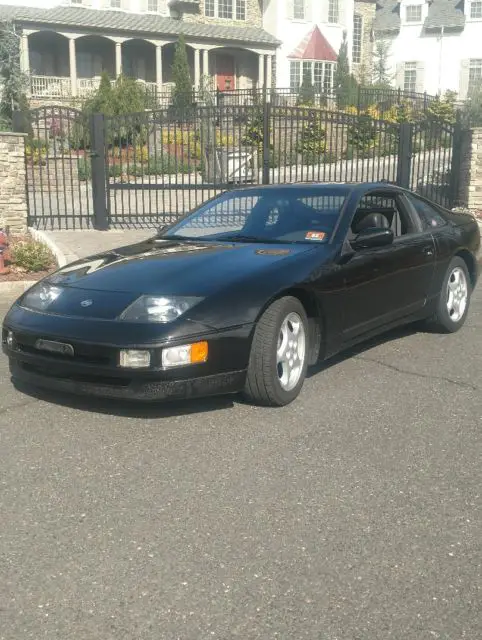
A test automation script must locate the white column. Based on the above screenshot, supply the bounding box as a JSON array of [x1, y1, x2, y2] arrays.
[[203, 49, 209, 79], [258, 53, 265, 89], [156, 45, 163, 90], [69, 38, 77, 98], [115, 42, 122, 77], [266, 54, 273, 95], [20, 33, 29, 75], [194, 48, 201, 90]]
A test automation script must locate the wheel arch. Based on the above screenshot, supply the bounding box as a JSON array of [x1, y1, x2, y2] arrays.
[[254, 287, 326, 366], [454, 249, 477, 287]]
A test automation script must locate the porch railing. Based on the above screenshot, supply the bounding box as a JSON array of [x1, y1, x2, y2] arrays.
[[30, 75, 159, 99], [30, 75, 71, 98]]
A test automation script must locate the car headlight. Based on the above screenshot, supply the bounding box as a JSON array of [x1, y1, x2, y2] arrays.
[[20, 282, 63, 311], [119, 296, 202, 323]]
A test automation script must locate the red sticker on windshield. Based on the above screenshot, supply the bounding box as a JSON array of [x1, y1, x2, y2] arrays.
[[305, 231, 326, 241]]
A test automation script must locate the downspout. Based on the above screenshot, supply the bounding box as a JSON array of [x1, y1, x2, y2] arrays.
[[438, 25, 444, 94]]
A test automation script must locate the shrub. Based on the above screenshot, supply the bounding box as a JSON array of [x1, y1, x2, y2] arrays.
[[170, 35, 194, 117], [346, 114, 378, 156], [10, 240, 54, 272], [296, 68, 316, 106], [425, 91, 456, 125], [295, 114, 327, 164]]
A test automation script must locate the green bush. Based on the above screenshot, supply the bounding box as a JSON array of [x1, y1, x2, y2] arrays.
[[346, 114, 378, 156], [10, 240, 54, 273], [295, 114, 327, 163]]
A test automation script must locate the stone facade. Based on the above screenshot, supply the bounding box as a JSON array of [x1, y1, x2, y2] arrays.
[[0, 133, 28, 234], [353, 0, 376, 84], [184, 0, 262, 27], [458, 128, 482, 210]]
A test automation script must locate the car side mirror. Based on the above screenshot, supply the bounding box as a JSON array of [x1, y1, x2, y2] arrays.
[[351, 228, 394, 251]]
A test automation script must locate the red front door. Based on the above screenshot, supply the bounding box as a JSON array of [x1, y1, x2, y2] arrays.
[[216, 55, 235, 91]]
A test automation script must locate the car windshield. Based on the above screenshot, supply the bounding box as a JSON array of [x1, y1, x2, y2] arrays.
[[161, 186, 350, 244]]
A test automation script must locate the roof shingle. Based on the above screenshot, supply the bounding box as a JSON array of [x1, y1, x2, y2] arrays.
[[0, 4, 280, 47]]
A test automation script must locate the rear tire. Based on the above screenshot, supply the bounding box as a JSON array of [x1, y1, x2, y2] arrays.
[[424, 257, 471, 333], [243, 296, 309, 407]]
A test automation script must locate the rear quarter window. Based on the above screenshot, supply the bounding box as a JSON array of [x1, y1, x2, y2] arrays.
[[408, 195, 447, 229]]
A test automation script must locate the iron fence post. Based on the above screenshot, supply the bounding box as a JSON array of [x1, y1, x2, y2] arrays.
[[90, 112, 109, 230], [262, 99, 271, 185], [449, 112, 463, 207], [396, 122, 413, 189]]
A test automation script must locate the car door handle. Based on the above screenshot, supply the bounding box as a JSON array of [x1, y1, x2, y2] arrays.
[[422, 246, 434, 257]]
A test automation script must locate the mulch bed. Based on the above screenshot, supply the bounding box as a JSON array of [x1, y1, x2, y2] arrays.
[[0, 233, 57, 284]]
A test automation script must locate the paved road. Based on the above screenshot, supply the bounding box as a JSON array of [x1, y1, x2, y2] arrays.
[[1, 290, 481, 640]]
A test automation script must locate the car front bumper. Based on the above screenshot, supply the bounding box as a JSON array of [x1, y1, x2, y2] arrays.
[[2, 309, 253, 402]]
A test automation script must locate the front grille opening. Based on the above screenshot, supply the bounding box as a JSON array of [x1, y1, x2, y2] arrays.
[[22, 363, 130, 387]]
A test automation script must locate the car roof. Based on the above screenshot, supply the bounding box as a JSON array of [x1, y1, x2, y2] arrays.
[[230, 182, 403, 195]]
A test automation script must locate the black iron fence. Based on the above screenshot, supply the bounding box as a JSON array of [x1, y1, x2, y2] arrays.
[[16, 102, 463, 230]]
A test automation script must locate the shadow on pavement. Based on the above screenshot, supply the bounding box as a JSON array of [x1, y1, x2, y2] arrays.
[[11, 379, 236, 418]]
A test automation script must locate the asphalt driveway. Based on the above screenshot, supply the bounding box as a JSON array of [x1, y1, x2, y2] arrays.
[[1, 290, 481, 640]]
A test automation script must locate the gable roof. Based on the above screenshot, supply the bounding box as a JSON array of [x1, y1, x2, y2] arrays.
[[374, 0, 466, 34], [0, 4, 280, 47], [288, 25, 337, 62], [373, 0, 401, 33], [424, 0, 466, 30]]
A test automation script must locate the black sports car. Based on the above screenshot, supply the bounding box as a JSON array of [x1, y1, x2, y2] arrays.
[[3, 183, 481, 406]]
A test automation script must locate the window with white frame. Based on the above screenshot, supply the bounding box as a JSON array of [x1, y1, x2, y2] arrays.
[[205, 0, 246, 19], [70, 0, 83, 4], [403, 62, 417, 92], [110, 0, 121, 7], [328, 0, 339, 23], [293, 0, 305, 20], [289, 60, 336, 93], [468, 59, 482, 94], [470, 1, 482, 18], [405, 4, 422, 22], [148, 0, 159, 11], [352, 14, 363, 63]]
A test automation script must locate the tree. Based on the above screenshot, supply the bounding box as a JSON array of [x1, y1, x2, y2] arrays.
[[334, 31, 358, 108], [372, 40, 392, 88], [0, 22, 31, 133], [171, 35, 193, 113], [296, 66, 315, 106]]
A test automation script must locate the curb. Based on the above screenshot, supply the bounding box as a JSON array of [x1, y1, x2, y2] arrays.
[[28, 228, 79, 267]]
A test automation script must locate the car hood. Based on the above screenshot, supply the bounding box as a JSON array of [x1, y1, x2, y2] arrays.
[[46, 238, 318, 297]]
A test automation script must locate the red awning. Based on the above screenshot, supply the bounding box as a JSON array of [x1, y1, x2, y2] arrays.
[[289, 25, 337, 62]]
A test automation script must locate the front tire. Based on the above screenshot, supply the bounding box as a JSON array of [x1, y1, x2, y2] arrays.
[[425, 257, 471, 333], [243, 296, 309, 407]]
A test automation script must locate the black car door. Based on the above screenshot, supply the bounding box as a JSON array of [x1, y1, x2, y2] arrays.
[[339, 190, 436, 342]]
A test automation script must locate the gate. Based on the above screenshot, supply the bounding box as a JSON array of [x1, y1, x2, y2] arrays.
[[17, 104, 463, 230], [18, 106, 94, 229]]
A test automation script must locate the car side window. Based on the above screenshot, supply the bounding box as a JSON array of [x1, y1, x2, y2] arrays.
[[350, 192, 415, 239], [407, 194, 447, 229]]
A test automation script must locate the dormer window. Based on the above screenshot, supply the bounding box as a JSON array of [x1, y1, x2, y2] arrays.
[[405, 4, 422, 22], [470, 1, 482, 18]]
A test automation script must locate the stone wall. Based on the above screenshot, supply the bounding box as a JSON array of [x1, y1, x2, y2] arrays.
[[458, 128, 482, 210], [0, 133, 28, 233], [184, 0, 262, 27], [353, 0, 376, 84]]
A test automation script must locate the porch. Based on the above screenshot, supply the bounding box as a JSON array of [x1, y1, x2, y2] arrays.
[[24, 31, 274, 101]]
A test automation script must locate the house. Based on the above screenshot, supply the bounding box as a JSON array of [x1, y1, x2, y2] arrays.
[[262, 0, 376, 91], [374, 0, 482, 98], [0, 0, 280, 101]]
